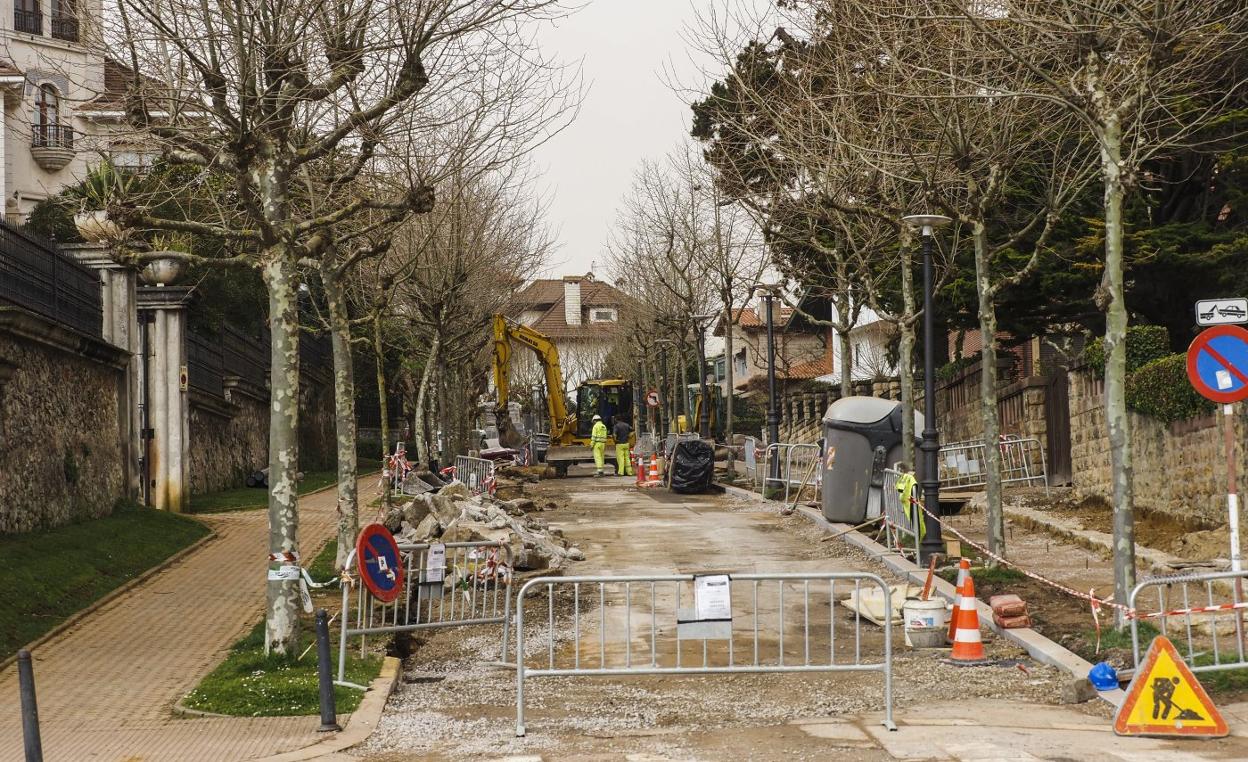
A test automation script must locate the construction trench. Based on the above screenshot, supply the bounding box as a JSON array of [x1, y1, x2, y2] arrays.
[[329, 464, 1248, 761]]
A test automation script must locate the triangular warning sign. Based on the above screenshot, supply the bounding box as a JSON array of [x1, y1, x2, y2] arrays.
[[1114, 635, 1228, 738]]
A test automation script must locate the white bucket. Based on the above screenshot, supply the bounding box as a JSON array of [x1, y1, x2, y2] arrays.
[[903, 598, 947, 648]]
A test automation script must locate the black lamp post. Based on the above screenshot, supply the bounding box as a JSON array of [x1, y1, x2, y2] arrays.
[[692, 312, 717, 440], [902, 214, 951, 562], [655, 338, 674, 435]]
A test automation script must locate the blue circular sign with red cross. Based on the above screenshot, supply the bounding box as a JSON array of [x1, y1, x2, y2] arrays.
[[355, 524, 404, 603], [1187, 325, 1248, 404]]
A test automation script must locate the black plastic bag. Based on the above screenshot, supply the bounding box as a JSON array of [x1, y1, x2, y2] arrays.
[[669, 439, 715, 493]]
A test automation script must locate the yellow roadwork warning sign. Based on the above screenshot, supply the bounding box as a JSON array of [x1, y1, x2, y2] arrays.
[[1114, 635, 1228, 738]]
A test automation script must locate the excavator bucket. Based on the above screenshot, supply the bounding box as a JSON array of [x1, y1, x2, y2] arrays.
[[496, 410, 526, 449]]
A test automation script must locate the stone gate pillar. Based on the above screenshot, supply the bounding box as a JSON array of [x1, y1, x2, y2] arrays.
[[138, 285, 193, 512], [63, 243, 141, 500]]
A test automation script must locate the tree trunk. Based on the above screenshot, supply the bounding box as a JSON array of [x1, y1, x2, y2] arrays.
[[899, 242, 918, 465], [838, 325, 853, 397], [973, 223, 1006, 562], [325, 270, 358, 571], [1101, 119, 1136, 616], [412, 331, 441, 464], [263, 248, 301, 655], [373, 315, 390, 462], [724, 300, 735, 469]]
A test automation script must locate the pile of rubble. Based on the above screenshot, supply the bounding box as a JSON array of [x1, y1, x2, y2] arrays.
[[382, 482, 584, 571]]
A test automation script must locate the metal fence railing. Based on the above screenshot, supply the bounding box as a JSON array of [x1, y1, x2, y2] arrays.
[[1130, 569, 1248, 677], [513, 571, 895, 736], [454, 455, 496, 497], [761, 442, 823, 504], [0, 220, 101, 337], [938, 435, 1048, 492], [338, 540, 512, 685], [881, 468, 921, 561]]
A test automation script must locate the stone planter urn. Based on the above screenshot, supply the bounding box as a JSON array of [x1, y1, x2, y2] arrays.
[[139, 254, 186, 287], [74, 210, 121, 242]]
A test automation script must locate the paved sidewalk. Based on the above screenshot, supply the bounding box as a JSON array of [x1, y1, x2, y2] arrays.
[[0, 477, 380, 762]]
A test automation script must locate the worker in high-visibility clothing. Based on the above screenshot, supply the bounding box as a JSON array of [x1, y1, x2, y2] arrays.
[[590, 414, 608, 477], [895, 462, 925, 538], [613, 417, 634, 476]]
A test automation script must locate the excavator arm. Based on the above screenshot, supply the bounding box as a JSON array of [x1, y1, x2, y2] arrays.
[[492, 314, 573, 441]]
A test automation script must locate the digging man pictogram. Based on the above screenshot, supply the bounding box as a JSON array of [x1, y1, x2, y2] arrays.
[[1151, 676, 1205, 722]]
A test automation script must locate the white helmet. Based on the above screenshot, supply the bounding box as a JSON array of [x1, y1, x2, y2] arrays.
[[592, 414, 602, 421]]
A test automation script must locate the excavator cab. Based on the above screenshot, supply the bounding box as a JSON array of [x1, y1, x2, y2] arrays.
[[574, 380, 635, 437]]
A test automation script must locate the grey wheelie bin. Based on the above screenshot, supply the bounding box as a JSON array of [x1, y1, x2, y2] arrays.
[[821, 396, 922, 523]]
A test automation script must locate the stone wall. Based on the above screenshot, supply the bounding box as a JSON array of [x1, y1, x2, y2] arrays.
[[187, 373, 337, 495], [0, 309, 128, 533], [936, 361, 1050, 450], [1068, 368, 1238, 524]]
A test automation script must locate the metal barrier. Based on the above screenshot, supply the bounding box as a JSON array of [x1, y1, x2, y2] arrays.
[[454, 455, 497, 497], [762, 443, 823, 504], [880, 469, 921, 561], [1130, 569, 1248, 676], [337, 540, 512, 685], [938, 435, 1048, 492], [513, 571, 894, 736], [743, 436, 759, 484]]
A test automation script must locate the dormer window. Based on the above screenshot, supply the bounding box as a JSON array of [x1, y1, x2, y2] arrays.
[[590, 308, 617, 323], [51, 0, 79, 42]]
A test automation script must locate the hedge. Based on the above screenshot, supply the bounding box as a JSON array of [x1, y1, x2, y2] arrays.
[[1084, 324, 1171, 377], [1124, 354, 1214, 424]]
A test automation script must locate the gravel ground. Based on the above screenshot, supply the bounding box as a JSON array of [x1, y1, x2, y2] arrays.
[[354, 484, 1073, 760]]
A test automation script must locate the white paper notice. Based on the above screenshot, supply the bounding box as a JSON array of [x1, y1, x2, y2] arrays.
[[425, 543, 447, 583], [1217, 369, 1234, 390], [694, 574, 732, 621]]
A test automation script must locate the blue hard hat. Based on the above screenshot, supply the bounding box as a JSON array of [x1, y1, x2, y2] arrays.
[[1088, 661, 1119, 691]]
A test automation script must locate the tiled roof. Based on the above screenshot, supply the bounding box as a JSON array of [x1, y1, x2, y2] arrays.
[[510, 275, 635, 339], [714, 306, 794, 335], [0, 59, 23, 78], [80, 58, 170, 113], [779, 355, 834, 380]]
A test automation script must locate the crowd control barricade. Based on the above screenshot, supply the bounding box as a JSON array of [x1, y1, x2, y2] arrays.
[[513, 571, 894, 736], [454, 455, 497, 497], [880, 468, 921, 561], [762, 443, 823, 504], [938, 435, 1048, 493], [743, 436, 758, 485], [337, 540, 512, 685], [1130, 569, 1248, 677]]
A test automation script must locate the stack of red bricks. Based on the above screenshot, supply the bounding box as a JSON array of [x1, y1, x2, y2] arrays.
[[989, 594, 1032, 629]]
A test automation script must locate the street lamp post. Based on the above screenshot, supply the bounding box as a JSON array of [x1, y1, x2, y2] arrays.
[[751, 283, 783, 480], [902, 214, 952, 563], [655, 338, 674, 435]]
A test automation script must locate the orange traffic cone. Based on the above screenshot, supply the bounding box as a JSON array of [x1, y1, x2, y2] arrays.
[[648, 454, 659, 482], [635, 451, 644, 486], [949, 567, 988, 663], [947, 558, 970, 642]]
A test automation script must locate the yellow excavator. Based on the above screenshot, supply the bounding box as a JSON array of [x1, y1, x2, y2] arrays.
[[491, 314, 635, 476]]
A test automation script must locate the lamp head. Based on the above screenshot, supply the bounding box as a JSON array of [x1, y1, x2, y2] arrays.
[[901, 214, 952, 236]]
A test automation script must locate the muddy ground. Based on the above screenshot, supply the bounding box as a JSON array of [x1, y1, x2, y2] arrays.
[[353, 473, 1076, 760]]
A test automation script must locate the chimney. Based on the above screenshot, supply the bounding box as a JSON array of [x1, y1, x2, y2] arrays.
[[563, 275, 582, 326]]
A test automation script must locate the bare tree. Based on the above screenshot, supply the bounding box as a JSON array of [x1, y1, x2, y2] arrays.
[[106, 0, 572, 653]]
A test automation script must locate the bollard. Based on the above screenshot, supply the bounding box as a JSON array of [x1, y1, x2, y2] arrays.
[[18, 649, 43, 762], [315, 609, 342, 732]]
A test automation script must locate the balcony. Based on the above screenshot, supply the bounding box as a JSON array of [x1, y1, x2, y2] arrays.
[[51, 14, 78, 42], [30, 124, 75, 171], [14, 9, 42, 35]]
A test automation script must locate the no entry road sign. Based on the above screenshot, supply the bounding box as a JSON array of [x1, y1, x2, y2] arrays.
[[646, 389, 660, 408], [1187, 325, 1248, 404], [356, 523, 404, 602]]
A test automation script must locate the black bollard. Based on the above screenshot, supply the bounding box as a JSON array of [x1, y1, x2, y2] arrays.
[[315, 609, 341, 732], [17, 649, 43, 762]]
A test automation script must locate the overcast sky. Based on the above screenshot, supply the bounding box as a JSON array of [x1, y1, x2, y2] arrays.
[[532, 1, 715, 278]]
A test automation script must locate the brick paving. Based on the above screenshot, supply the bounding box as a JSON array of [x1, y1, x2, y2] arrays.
[[0, 477, 379, 761]]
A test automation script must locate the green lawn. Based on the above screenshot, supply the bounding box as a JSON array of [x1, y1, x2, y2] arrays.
[[189, 470, 340, 514], [0, 503, 210, 660]]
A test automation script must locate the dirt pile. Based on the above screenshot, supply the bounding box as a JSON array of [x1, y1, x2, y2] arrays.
[[383, 482, 582, 571]]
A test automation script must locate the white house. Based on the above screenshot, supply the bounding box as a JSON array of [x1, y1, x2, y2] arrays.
[[1, 4, 142, 219]]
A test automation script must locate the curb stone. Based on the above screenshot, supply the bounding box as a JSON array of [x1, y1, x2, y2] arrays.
[[721, 483, 1126, 708], [253, 655, 401, 761]]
